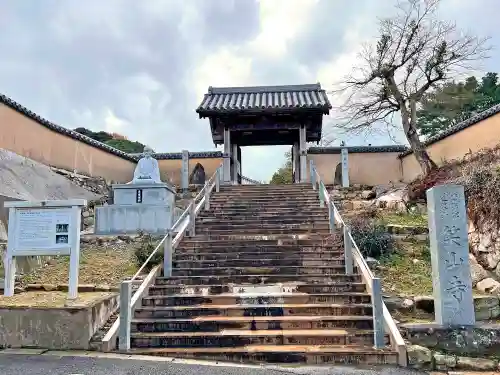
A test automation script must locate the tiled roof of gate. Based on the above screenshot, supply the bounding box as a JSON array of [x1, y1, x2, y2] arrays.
[[196, 83, 332, 117]]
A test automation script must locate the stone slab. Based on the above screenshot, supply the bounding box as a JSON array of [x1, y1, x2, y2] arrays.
[[427, 184, 475, 326], [94, 204, 174, 235], [112, 183, 175, 206]]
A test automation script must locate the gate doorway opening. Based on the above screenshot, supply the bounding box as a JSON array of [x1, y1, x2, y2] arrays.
[[195, 83, 332, 184]]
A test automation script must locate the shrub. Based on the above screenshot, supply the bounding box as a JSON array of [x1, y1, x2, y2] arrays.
[[134, 234, 163, 271], [458, 164, 500, 231], [349, 218, 396, 259]]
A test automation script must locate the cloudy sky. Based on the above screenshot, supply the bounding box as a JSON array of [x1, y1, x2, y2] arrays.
[[0, 0, 498, 181]]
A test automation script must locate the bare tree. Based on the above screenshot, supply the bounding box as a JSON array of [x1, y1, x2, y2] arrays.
[[333, 0, 490, 175]]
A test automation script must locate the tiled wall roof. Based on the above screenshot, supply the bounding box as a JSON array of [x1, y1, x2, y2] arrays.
[[0, 93, 138, 162], [400, 103, 500, 157], [308, 145, 408, 154], [196, 83, 332, 117], [0, 93, 223, 162], [129, 151, 223, 160]]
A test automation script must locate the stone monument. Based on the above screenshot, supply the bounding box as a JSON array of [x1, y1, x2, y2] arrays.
[[427, 184, 475, 326], [94, 146, 176, 235], [130, 146, 161, 184]]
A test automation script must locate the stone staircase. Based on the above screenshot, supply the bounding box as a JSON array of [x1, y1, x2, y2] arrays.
[[127, 183, 398, 365]]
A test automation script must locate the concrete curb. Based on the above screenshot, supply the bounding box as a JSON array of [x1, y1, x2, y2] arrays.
[[0, 349, 264, 369]]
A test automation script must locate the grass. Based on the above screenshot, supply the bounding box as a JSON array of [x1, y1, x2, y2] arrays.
[[0, 291, 114, 308], [380, 211, 428, 227], [20, 241, 139, 287], [376, 238, 433, 296]]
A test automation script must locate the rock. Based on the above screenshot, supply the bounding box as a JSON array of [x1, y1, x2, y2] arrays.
[[480, 232, 493, 249], [83, 216, 94, 226], [469, 254, 489, 287], [366, 256, 379, 267], [474, 295, 500, 320], [189, 163, 206, 185], [361, 190, 375, 200], [477, 278, 500, 294], [433, 353, 457, 370], [477, 247, 500, 270], [456, 356, 498, 371], [330, 189, 341, 198], [78, 284, 97, 292], [414, 296, 434, 313], [407, 345, 433, 369], [333, 163, 342, 185], [41, 284, 58, 291]]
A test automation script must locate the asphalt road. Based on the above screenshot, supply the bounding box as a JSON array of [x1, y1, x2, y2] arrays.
[[0, 353, 431, 375]]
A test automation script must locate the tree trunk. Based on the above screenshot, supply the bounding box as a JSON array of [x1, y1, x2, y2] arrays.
[[405, 128, 437, 175], [406, 98, 437, 175]]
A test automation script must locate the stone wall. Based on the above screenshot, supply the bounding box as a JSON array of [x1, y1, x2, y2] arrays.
[[0, 293, 118, 350], [468, 220, 500, 292]]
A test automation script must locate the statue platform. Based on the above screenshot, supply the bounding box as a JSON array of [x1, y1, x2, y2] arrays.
[[94, 182, 176, 235]]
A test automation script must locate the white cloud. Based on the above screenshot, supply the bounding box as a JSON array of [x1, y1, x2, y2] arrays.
[[0, 0, 498, 182]]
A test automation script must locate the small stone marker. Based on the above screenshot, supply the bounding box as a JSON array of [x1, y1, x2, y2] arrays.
[[426, 184, 475, 326], [181, 150, 189, 191], [341, 147, 349, 188]]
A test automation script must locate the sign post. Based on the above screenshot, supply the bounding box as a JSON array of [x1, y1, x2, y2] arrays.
[[3, 199, 87, 299]]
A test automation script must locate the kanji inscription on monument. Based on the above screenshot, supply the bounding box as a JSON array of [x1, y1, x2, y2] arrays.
[[427, 184, 475, 325]]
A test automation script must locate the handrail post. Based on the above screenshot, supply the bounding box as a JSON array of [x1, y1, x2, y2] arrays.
[[310, 160, 316, 190], [328, 202, 335, 233], [188, 199, 196, 236], [204, 181, 210, 211], [319, 182, 325, 208], [118, 280, 132, 351], [215, 168, 220, 193], [372, 278, 385, 349], [343, 225, 353, 275], [163, 232, 173, 277]]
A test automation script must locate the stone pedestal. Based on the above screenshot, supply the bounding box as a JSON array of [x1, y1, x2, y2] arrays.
[[94, 183, 176, 235]]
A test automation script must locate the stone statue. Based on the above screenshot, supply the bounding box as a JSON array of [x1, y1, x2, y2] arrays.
[[130, 146, 161, 184]]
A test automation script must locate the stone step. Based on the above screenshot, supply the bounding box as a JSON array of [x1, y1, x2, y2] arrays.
[[174, 251, 345, 261], [148, 283, 367, 296], [172, 257, 346, 268], [208, 197, 320, 203], [219, 184, 312, 191], [140, 293, 372, 307], [196, 223, 331, 231], [154, 274, 362, 285], [207, 203, 321, 210], [202, 208, 328, 216], [131, 315, 374, 332], [171, 265, 353, 277], [197, 214, 330, 221], [212, 192, 319, 199], [129, 329, 387, 348], [178, 235, 341, 247], [194, 227, 332, 236], [134, 303, 374, 319], [127, 344, 397, 365], [196, 217, 330, 225]]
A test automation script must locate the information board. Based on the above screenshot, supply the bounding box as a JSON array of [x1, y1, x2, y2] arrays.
[[3, 200, 86, 299], [15, 208, 72, 252]]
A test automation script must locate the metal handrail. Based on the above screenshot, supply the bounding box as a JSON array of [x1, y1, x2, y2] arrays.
[[309, 160, 407, 367], [129, 166, 220, 282], [239, 174, 261, 185], [103, 164, 222, 352]]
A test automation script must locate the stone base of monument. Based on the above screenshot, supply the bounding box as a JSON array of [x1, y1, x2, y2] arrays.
[[94, 182, 176, 235]]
